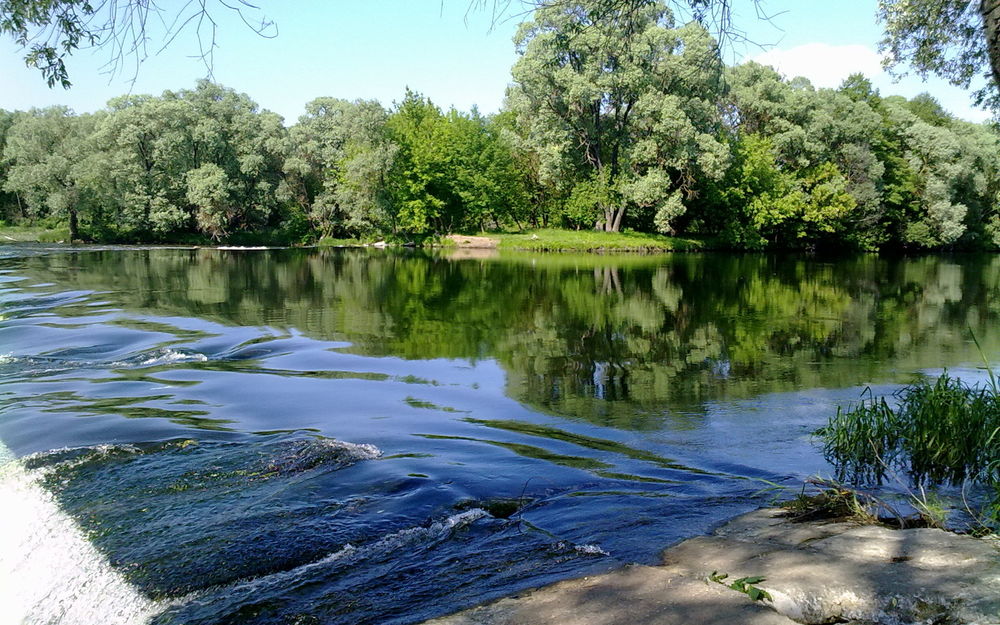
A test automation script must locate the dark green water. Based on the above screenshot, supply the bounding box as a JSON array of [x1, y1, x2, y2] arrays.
[[1, 246, 997, 624]]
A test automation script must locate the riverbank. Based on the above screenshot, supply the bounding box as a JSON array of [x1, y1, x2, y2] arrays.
[[424, 507, 1000, 625], [315, 230, 710, 252], [0, 224, 71, 243], [486, 230, 708, 252], [1, 224, 708, 253]]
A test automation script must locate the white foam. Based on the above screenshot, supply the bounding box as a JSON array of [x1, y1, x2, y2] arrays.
[[22, 444, 143, 477], [574, 543, 611, 557], [279, 507, 488, 582], [134, 349, 208, 367], [315, 438, 382, 462], [0, 443, 159, 625], [0, 354, 13, 365]]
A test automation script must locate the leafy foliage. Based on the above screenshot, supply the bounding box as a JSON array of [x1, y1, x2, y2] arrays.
[[709, 571, 772, 602], [1, 2, 1000, 247], [878, 0, 999, 110], [508, 0, 727, 232]]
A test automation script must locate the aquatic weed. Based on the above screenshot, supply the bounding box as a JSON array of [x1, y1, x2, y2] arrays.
[[821, 369, 1000, 530]]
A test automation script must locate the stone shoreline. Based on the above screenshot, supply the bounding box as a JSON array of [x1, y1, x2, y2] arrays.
[[424, 508, 1000, 625]]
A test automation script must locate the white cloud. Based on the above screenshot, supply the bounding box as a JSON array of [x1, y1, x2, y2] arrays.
[[747, 43, 885, 89]]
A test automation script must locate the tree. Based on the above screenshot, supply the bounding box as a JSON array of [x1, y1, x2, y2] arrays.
[[186, 163, 232, 240], [2, 106, 96, 239], [90, 94, 196, 235], [0, 109, 20, 220], [436, 108, 532, 232], [80, 81, 285, 240], [508, 0, 727, 232], [384, 90, 452, 235], [285, 98, 396, 236], [878, 0, 1000, 110], [1, 0, 275, 88]]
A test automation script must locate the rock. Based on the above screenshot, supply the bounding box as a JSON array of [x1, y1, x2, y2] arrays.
[[421, 508, 1000, 625], [425, 564, 799, 625], [686, 509, 1000, 625]]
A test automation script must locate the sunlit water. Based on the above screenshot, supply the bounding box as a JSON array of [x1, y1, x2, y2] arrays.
[[1, 245, 997, 625]]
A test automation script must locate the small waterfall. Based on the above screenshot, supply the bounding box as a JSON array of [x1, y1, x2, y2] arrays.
[[0, 443, 158, 625]]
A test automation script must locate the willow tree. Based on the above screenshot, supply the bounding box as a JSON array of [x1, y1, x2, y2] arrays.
[[285, 98, 396, 236], [2, 107, 96, 240], [508, 0, 727, 233]]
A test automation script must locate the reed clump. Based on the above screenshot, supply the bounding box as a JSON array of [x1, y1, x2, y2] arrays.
[[821, 373, 1000, 529]]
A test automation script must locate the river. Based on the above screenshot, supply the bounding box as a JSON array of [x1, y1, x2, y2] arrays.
[[1, 245, 996, 624]]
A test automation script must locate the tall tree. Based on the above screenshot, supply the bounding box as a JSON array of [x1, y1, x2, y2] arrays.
[[2, 106, 95, 240], [286, 98, 396, 236], [508, 0, 727, 232]]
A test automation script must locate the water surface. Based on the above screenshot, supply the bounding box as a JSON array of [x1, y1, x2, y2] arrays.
[[2, 246, 997, 624]]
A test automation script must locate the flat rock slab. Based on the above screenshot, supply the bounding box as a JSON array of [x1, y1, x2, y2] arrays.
[[423, 508, 1000, 625], [426, 564, 798, 625]]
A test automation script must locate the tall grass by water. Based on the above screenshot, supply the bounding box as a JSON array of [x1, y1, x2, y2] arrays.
[[822, 373, 1000, 528]]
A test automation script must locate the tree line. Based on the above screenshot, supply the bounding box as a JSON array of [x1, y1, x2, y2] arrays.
[[2, 0, 999, 251]]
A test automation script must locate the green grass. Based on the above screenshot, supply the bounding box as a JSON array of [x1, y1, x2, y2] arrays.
[[486, 228, 709, 252], [821, 373, 1000, 529], [0, 223, 72, 243], [316, 236, 366, 247]]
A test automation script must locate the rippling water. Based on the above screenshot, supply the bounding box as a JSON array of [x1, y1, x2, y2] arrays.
[[2, 245, 997, 624]]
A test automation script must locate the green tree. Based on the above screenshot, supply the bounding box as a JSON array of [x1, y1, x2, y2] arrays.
[[508, 0, 727, 232], [90, 94, 195, 236], [286, 98, 396, 236], [879, 0, 1000, 110], [2, 106, 96, 239], [0, 109, 21, 221], [86, 81, 287, 240], [185, 163, 233, 240], [437, 108, 532, 232], [385, 90, 453, 235]]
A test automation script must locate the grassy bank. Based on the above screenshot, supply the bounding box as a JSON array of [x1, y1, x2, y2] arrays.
[[2, 222, 709, 253], [0, 223, 72, 243], [487, 229, 708, 252]]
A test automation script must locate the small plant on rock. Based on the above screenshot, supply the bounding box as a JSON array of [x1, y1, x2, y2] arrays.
[[709, 571, 772, 602]]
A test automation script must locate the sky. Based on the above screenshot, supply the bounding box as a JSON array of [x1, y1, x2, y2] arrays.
[[0, 0, 992, 124]]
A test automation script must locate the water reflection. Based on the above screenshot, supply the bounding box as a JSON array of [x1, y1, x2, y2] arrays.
[[5, 249, 1000, 431]]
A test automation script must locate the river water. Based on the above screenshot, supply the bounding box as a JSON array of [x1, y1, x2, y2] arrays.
[[1, 245, 997, 625]]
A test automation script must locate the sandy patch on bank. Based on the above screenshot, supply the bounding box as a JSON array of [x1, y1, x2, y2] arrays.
[[446, 235, 498, 249]]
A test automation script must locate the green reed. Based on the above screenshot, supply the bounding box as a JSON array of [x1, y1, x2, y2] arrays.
[[822, 373, 1000, 527]]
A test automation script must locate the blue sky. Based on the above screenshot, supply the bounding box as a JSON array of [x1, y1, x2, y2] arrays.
[[0, 0, 991, 123]]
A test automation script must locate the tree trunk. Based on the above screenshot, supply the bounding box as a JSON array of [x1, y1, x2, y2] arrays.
[[601, 204, 626, 232], [611, 207, 624, 232], [602, 206, 624, 232], [983, 0, 1000, 91], [68, 207, 78, 242]]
